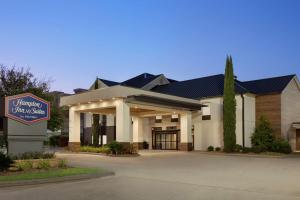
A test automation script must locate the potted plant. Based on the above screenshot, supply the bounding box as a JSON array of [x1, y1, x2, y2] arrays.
[[143, 141, 149, 149]]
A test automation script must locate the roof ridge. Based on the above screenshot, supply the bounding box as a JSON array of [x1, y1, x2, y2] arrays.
[[179, 74, 224, 83], [242, 74, 295, 83]]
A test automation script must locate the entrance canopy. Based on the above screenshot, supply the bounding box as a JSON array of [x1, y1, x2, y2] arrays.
[[60, 85, 203, 151], [60, 85, 203, 111]]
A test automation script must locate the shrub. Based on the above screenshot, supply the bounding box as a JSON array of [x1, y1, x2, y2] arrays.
[[271, 138, 292, 154], [207, 146, 214, 151], [0, 152, 13, 171], [234, 144, 243, 152], [107, 141, 123, 155], [37, 160, 50, 170], [215, 147, 221, 152], [242, 147, 252, 153], [252, 145, 264, 154], [143, 141, 149, 149], [16, 152, 55, 160], [251, 116, 275, 151], [58, 159, 67, 168], [49, 135, 60, 146], [80, 146, 110, 154], [15, 160, 33, 171], [0, 135, 6, 148]]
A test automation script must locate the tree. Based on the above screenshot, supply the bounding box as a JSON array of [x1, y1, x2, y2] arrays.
[[223, 56, 236, 152], [0, 65, 63, 132], [0, 65, 50, 99], [251, 116, 274, 152], [92, 78, 100, 146]]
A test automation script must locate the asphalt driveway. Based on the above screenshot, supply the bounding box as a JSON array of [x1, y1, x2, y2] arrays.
[[1, 151, 300, 200]]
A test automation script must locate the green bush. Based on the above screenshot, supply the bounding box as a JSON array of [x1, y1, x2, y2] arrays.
[[234, 144, 243, 152], [0, 152, 13, 171], [58, 159, 67, 168], [80, 146, 110, 154], [107, 141, 123, 155], [215, 147, 221, 152], [0, 135, 6, 148], [15, 160, 33, 171], [49, 135, 60, 146], [37, 160, 50, 170], [271, 138, 292, 154], [251, 116, 275, 152], [207, 146, 214, 151], [252, 146, 264, 153], [143, 141, 149, 149], [242, 147, 252, 153], [16, 152, 55, 160]]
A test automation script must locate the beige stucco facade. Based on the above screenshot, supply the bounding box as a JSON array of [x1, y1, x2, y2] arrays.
[[61, 75, 300, 152], [281, 77, 300, 151]]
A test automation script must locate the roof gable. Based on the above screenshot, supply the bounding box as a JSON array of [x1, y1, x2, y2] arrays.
[[240, 75, 295, 95], [121, 73, 159, 88]]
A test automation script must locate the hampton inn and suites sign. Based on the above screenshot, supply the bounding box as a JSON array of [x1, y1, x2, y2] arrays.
[[1, 93, 50, 155], [5, 93, 50, 125]]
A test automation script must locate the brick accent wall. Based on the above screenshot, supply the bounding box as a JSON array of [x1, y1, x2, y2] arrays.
[[256, 94, 281, 137]]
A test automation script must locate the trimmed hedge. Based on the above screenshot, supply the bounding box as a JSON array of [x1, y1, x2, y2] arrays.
[[49, 135, 69, 147]]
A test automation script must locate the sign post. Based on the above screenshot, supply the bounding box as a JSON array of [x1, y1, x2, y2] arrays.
[[3, 93, 50, 156]]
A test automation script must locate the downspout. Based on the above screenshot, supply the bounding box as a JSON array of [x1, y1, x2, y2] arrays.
[[241, 93, 245, 148]]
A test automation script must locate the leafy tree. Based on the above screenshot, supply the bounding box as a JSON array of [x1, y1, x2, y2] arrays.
[[0, 65, 50, 99], [251, 116, 275, 152], [0, 65, 63, 132], [223, 56, 236, 152]]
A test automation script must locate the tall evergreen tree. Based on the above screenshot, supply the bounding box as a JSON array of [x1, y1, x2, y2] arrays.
[[223, 56, 236, 152], [92, 78, 100, 146]]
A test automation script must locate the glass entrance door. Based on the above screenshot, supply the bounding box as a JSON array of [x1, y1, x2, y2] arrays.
[[152, 130, 179, 150]]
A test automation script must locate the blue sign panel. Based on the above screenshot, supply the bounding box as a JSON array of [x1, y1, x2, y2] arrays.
[[5, 93, 50, 125]]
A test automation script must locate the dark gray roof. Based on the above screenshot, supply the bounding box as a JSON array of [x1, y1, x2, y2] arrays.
[[151, 74, 248, 99], [239, 74, 295, 95], [121, 73, 160, 88], [98, 78, 119, 86]]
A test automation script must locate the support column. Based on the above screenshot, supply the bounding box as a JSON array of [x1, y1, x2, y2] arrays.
[[132, 116, 144, 150], [116, 99, 131, 150], [68, 107, 81, 151], [180, 112, 193, 151]]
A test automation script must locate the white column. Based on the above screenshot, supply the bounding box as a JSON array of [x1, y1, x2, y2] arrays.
[[116, 99, 131, 142], [180, 112, 192, 144], [69, 107, 81, 143], [132, 116, 144, 143]]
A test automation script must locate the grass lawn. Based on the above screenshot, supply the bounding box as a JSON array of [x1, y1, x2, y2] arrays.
[[0, 167, 103, 182]]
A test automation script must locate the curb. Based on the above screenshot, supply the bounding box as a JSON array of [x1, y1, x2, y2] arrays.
[[59, 151, 140, 157], [0, 171, 115, 188], [192, 151, 289, 159]]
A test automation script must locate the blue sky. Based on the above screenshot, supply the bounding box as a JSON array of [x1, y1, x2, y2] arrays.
[[0, 0, 299, 93]]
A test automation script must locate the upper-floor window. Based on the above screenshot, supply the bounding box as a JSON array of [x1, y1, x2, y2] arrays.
[[202, 103, 211, 120], [155, 116, 162, 123], [171, 114, 179, 122]]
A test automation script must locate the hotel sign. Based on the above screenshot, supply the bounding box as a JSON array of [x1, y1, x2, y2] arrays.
[[5, 93, 50, 125]]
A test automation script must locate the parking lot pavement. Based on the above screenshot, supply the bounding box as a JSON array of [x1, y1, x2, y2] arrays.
[[1, 152, 300, 200]]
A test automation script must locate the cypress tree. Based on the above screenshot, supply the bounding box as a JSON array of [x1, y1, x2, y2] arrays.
[[223, 56, 236, 152], [92, 78, 100, 146]]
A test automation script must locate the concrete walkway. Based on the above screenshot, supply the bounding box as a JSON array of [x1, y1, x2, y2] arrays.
[[1, 151, 300, 200]]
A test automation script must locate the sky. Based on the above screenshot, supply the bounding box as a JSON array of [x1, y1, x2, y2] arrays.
[[0, 0, 299, 93]]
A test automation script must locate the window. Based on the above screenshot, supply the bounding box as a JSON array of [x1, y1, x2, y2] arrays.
[[171, 114, 179, 122], [155, 116, 162, 123], [202, 104, 211, 120]]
